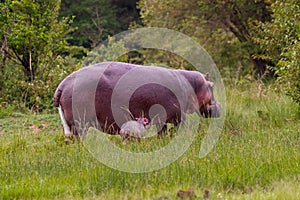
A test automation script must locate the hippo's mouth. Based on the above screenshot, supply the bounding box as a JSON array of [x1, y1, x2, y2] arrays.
[[200, 101, 221, 118]]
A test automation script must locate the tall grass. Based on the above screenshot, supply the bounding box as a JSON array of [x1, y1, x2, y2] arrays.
[[0, 84, 299, 199]]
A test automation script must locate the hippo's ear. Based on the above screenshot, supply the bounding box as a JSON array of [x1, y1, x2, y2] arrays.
[[205, 73, 210, 81], [143, 118, 149, 124]]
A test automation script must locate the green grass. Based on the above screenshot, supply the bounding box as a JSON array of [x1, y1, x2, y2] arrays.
[[0, 84, 299, 199]]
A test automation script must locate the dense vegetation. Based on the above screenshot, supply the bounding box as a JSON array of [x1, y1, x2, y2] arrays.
[[0, 0, 299, 110]]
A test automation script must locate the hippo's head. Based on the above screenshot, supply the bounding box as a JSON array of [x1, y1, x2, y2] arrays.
[[181, 71, 221, 118], [198, 73, 221, 118]]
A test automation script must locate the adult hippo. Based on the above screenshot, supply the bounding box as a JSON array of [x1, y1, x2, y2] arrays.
[[54, 62, 221, 140]]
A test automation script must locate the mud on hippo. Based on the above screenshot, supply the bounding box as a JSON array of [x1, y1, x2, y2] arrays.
[[54, 62, 221, 141]]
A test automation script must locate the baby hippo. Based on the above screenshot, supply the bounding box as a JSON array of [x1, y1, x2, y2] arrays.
[[120, 117, 150, 142]]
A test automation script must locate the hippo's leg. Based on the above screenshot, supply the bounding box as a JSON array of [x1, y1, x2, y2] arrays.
[[120, 130, 129, 144], [168, 123, 180, 138], [156, 124, 167, 138], [58, 105, 72, 142], [170, 121, 186, 137]]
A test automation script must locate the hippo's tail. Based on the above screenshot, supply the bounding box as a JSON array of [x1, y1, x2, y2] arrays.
[[54, 87, 62, 107]]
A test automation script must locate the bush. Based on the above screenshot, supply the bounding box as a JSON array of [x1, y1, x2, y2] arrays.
[[276, 40, 300, 104], [0, 56, 80, 113], [254, 0, 300, 104]]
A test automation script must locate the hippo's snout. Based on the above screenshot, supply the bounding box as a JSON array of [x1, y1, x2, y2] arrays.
[[201, 101, 221, 118], [209, 101, 221, 118]]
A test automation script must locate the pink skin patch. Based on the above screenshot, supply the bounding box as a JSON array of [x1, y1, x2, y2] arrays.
[[135, 117, 149, 125]]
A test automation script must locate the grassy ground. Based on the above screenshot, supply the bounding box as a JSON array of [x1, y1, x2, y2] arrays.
[[0, 84, 299, 199]]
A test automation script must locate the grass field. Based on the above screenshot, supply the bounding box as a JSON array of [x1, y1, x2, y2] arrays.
[[0, 84, 299, 199]]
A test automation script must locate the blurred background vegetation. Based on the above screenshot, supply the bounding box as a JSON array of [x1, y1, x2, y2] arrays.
[[0, 0, 299, 112]]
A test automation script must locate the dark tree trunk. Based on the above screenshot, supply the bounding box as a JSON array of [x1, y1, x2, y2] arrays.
[[251, 57, 270, 76], [219, 1, 273, 77], [21, 52, 34, 82], [23, 65, 34, 82]]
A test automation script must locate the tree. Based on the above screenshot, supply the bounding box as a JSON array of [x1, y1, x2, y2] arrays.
[[0, 0, 80, 111], [59, 0, 122, 49], [0, 0, 74, 82], [254, 0, 300, 103], [110, 0, 141, 31], [59, 0, 141, 50], [138, 0, 273, 75]]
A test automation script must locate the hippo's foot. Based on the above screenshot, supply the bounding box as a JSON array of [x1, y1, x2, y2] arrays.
[[64, 133, 74, 144], [168, 127, 177, 138], [157, 124, 168, 138], [121, 132, 130, 144], [121, 137, 129, 144]]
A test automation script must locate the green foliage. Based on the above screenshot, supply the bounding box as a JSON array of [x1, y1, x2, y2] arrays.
[[0, 0, 82, 111], [254, 0, 300, 103], [137, 0, 300, 103], [83, 36, 129, 65], [137, 0, 272, 75], [0, 104, 19, 118], [60, 0, 140, 50], [60, 0, 122, 48], [0, 0, 76, 81], [0, 56, 80, 112], [276, 40, 300, 104], [111, 0, 141, 30], [1, 0, 299, 110]]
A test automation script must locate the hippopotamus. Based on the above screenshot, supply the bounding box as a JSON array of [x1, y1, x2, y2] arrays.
[[54, 62, 221, 140], [120, 117, 150, 142]]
